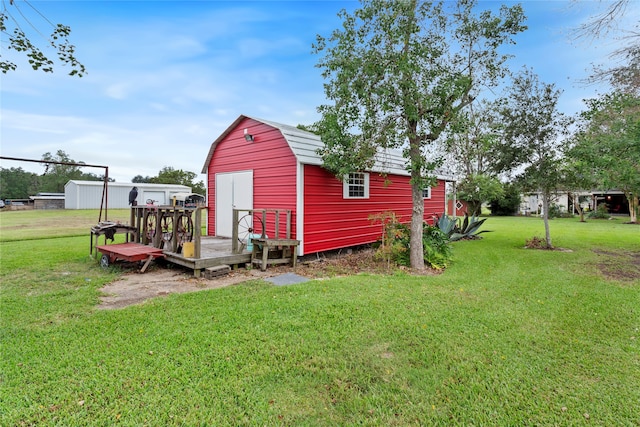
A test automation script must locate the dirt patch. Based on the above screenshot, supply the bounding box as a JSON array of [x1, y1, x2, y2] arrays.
[[99, 268, 271, 310], [523, 236, 573, 252], [592, 249, 640, 283], [98, 248, 420, 309]]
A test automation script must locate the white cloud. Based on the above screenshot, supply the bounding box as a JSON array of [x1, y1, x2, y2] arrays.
[[105, 82, 132, 100], [4, 0, 636, 186]]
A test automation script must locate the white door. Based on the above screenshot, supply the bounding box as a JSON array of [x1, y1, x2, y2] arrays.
[[215, 170, 253, 237]]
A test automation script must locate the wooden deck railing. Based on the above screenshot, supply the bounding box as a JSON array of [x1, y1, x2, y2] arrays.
[[231, 208, 293, 254], [130, 205, 206, 258]]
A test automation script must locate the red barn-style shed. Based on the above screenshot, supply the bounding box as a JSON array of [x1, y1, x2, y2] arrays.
[[201, 115, 454, 256]]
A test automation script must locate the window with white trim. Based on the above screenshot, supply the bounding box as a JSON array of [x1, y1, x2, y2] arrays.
[[422, 187, 432, 199], [343, 172, 369, 199]]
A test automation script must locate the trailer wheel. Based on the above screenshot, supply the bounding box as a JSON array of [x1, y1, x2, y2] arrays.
[[100, 254, 110, 268]]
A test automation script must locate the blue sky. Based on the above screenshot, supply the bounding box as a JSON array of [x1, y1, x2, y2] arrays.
[[1, 0, 637, 183]]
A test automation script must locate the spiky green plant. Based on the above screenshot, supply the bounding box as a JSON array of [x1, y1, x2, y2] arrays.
[[435, 212, 491, 241]]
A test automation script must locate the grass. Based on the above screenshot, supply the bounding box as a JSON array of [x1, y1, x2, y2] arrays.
[[0, 208, 206, 242], [0, 209, 131, 242], [1, 212, 639, 425]]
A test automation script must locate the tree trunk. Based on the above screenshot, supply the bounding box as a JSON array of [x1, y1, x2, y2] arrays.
[[542, 193, 552, 248], [628, 192, 638, 223], [408, 132, 425, 271], [410, 175, 425, 271], [571, 193, 585, 222], [467, 200, 482, 216]]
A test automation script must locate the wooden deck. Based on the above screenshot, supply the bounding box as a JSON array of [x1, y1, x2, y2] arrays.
[[92, 207, 296, 277], [163, 237, 251, 276]]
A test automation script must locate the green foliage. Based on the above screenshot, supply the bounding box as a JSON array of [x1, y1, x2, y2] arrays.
[[145, 166, 206, 196], [38, 150, 107, 193], [546, 203, 573, 219], [0, 167, 38, 199], [496, 69, 572, 193], [132, 174, 153, 183], [495, 68, 574, 248], [0, 151, 111, 198], [0, 6, 85, 76], [421, 224, 453, 269], [547, 203, 562, 219], [570, 91, 640, 222], [435, 212, 457, 237], [446, 100, 504, 179], [453, 213, 490, 241], [371, 212, 452, 269], [369, 211, 404, 269], [435, 212, 490, 241], [588, 203, 612, 219], [313, 0, 526, 269], [389, 222, 451, 270], [456, 173, 504, 216], [489, 182, 521, 216]]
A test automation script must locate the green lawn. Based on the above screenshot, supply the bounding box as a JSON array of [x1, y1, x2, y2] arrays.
[[1, 213, 639, 425], [0, 209, 131, 242], [0, 208, 206, 242]]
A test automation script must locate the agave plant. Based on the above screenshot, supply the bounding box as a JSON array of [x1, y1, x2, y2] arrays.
[[435, 212, 491, 241], [435, 213, 457, 237]]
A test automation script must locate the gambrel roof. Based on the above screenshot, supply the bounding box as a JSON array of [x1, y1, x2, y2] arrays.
[[202, 114, 454, 180]]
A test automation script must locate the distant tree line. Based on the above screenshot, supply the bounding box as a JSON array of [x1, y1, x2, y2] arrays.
[[0, 150, 107, 200], [0, 151, 206, 200], [132, 166, 206, 196]]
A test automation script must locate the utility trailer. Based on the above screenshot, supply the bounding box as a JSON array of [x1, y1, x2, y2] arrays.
[[96, 242, 165, 273]]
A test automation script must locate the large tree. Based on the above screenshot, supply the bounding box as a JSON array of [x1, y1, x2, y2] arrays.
[[38, 150, 105, 193], [1, 0, 85, 75], [313, 0, 526, 269], [495, 69, 572, 248], [446, 100, 505, 215], [570, 91, 640, 223]]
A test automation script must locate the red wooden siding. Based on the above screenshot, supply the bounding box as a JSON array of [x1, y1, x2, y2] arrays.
[[206, 118, 297, 237], [302, 165, 446, 254], [447, 199, 469, 217]]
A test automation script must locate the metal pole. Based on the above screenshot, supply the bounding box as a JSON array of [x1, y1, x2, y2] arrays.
[[0, 156, 109, 223]]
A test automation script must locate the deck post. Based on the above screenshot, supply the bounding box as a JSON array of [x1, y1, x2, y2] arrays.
[[194, 207, 203, 259], [171, 208, 180, 252], [135, 207, 142, 243], [154, 208, 162, 248], [232, 209, 239, 253], [275, 210, 280, 239], [130, 208, 135, 241], [261, 210, 267, 238], [286, 210, 291, 239]]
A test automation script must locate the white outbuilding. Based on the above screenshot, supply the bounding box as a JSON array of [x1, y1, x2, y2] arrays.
[[64, 180, 192, 209]]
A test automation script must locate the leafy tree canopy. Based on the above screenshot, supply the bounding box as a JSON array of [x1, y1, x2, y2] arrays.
[[313, 0, 526, 269], [445, 100, 507, 214], [494, 68, 572, 247], [456, 173, 504, 216], [132, 175, 153, 184], [0, 150, 107, 198], [0, 166, 38, 199], [1, 0, 85, 76], [142, 166, 206, 196], [38, 150, 106, 193], [569, 91, 640, 222]]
